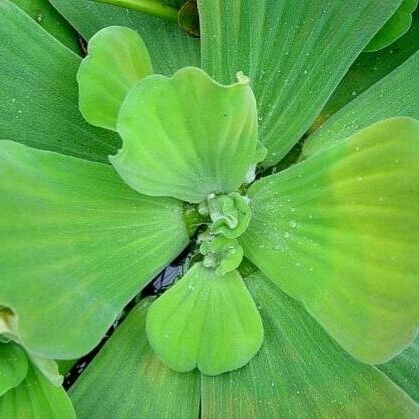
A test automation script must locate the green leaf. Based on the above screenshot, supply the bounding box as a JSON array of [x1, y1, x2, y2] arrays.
[[146, 263, 263, 375], [112, 67, 258, 203], [198, 0, 402, 166], [304, 49, 419, 158], [206, 193, 251, 239], [366, 0, 418, 52], [312, 9, 419, 130], [10, 0, 80, 52], [28, 356, 62, 386], [379, 335, 419, 402], [201, 270, 419, 418], [199, 236, 243, 275], [0, 342, 28, 397], [241, 117, 419, 364], [69, 299, 200, 418], [0, 363, 75, 419], [0, 140, 189, 359], [78, 26, 153, 131], [56, 359, 76, 377], [49, 0, 200, 75], [0, 0, 120, 163]]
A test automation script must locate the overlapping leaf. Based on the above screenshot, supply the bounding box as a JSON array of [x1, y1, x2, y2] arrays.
[[201, 270, 419, 418], [365, 0, 418, 51], [146, 263, 263, 375], [198, 0, 402, 165], [0, 0, 120, 162], [49, 0, 200, 74], [10, 0, 79, 52], [0, 342, 28, 397], [0, 363, 75, 418], [313, 8, 419, 129], [0, 140, 189, 359], [70, 300, 200, 419], [304, 49, 419, 157], [241, 117, 419, 364], [112, 67, 258, 203], [379, 335, 419, 402], [78, 26, 153, 130]]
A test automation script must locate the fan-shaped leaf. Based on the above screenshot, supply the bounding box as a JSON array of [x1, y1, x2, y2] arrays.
[[69, 300, 200, 419], [201, 270, 419, 418], [0, 140, 189, 359], [78, 26, 153, 131], [146, 263, 263, 375], [112, 67, 258, 203], [241, 117, 419, 364]]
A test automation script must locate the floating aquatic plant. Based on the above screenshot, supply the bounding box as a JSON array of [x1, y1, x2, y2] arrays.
[[0, 0, 419, 417]]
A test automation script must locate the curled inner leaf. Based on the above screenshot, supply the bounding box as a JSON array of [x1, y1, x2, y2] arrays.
[[199, 236, 243, 275], [203, 192, 251, 239]]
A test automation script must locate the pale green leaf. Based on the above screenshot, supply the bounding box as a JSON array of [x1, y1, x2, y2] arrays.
[[0, 140, 189, 359], [379, 335, 419, 402], [112, 67, 258, 203], [69, 299, 200, 419], [0, 342, 28, 397], [199, 236, 243, 275], [78, 26, 153, 131], [201, 270, 419, 418], [241, 118, 419, 364], [0, 0, 120, 162], [366, 0, 418, 52], [10, 0, 79, 52], [0, 363, 75, 419], [198, 0, 402, 165], [146, 263, 263, 375], [304, 49, 419, 158], [49, 0, 200, 75]]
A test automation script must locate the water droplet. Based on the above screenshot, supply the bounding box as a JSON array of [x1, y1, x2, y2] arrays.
[[289, 220, 297, 228]]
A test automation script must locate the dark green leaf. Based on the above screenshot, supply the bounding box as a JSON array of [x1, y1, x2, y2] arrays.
[[0, 0, 120, 162], [379, 336, 419, 402], [311, 8, 419, 130], [0, 342, 28, 397], [10, 0, 79, 52], [304, 49, 419, 157], [69, 300, 200, 419], [0, 363, 75, 419], [198, 0, 402, 165], [365, 0, 418, 52], [49, 0, 200, 75]]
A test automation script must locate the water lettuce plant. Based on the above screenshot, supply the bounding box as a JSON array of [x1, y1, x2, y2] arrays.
[[0, 0, 419, 417]]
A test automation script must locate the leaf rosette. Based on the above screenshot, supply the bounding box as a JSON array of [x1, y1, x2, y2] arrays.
[[1, 2, 419, 416]]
